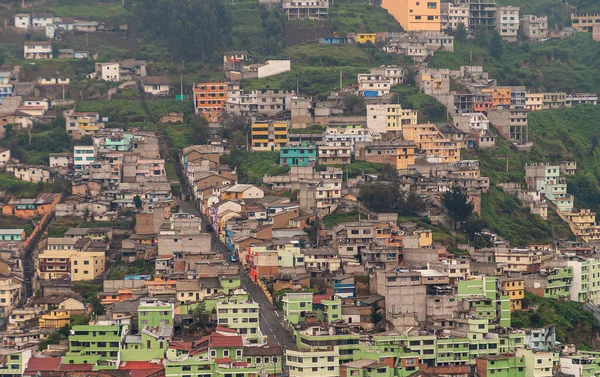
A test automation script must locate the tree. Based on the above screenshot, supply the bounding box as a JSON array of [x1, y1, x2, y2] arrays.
[[189, 301, 211, 331], [359, 183, 399, 213], [370, 304, 383, 328], [398, 191, 426, 216], [455, 23, 467, 43], [343, 94, 366, 115], [189, 115, 210, 144], [441, 186, 474, 230], [133, 195, 143, 209], [490, 31, 504, 60]]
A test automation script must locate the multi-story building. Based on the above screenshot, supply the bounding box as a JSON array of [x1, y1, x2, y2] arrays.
[[317, 141, 352, 165], [73, 145, 96, 171], [381, 0, 441, 31], [355, 140, 416, 170], [416, 68, 450, 96], [374, 269, 427, 331], [402, 123, 461, 163], [280, 142, 317, 167], [463, 0, 497, 32], [216, 300, 261, 342], [475, 354, 526, 377], [369, 65, 405, 85], [23, 41, 52, 59], [193, 82, 227, 122], [566, 93, 598, 107], [282, 0, 328, 20], [524, 267, 573, 300], [251, 121, 288, 151], [0, 348, 31, 376], [496, 6, 520, 41], [282, 292, 313, 325], [37, 249, 105, 281], [521, 15, 548, 40], [298, 167, 343, 215], [571, 13, 600, 33], [287, 347, 339, 377], [357, 74, 392, 97], [487, 107, 528, 145], [525, 93, 543, 111], [63, 324, 126, 369], [499, 277, 524, 312], [138, 297, 174, 327], [366, 103, 418, 135], [325, 125, 372, 152], [516, 349, 558, 377], [226, 86, 296, 116], [0, 277, 21, 319], [452, 112, 490, 133], [441, 2, 470, 30], [66, 111, 102, 139], [542, 92, 566, 110]]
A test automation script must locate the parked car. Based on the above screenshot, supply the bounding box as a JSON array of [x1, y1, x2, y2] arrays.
[[229, 254, 238, 263]]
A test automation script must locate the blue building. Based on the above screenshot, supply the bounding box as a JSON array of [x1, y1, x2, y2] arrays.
[[279, 142, 317, 167], [319, 37, 348, 44]]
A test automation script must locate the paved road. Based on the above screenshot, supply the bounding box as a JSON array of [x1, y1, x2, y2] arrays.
[[178, 199, 295, 349]]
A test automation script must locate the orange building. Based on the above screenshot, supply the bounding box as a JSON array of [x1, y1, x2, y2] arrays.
[[2, 193, 62, 219], [482, 87, 512, 109], [403, 123, 461, 163], [193, 82, 227, 123], [381, 0, 441, 31]]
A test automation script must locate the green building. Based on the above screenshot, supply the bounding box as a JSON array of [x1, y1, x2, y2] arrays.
[[316, 298, 342, 324], [280, 142, 317, 167], [476, 354, 525, 377], [545, 267, 573, 299], [138, 298, 174, 327], [458, 277, 511, 328], [62, 324, 125, 370], [216, 299, 262, 343], [0, 349, 31, 377], [121, 326, 172, 362], [283, 292, 313, 325]]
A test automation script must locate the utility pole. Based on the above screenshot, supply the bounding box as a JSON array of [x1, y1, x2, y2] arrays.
[[21, 0, 24, 9], [339, 69, 342, 90], [180, 75, 183, 101], [506, 154, 509, 173]]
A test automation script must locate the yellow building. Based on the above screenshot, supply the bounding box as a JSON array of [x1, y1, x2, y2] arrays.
[[500, 277, 524, 311], [385, 104, 418, 133], [356, 33, 376, 44], [402, 123, 461, 163], [251, 121, 289, 151], [417, 229, 433, 247], [37, 249, 105, 281], [381, 0, 441, 31], [526, 93, 543, 111], [0, 277, 21, 315], [39, 309, 71, 329], [71, 251, 105, 281]]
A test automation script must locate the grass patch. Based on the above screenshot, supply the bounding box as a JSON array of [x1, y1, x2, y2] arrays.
[[162, 124, 191, 150], [230, 151, 290, 185], [328, 3, 403, 34], [47, 216, 83, 237], [289, 125, 325, 134], [107, 258, 154, 280], [81, 220, 131, 230], [320, 161, 388, 179], [0, 216, 34, 236], [146, 100, 195, 120], [391, 85, 448, 123], [323, 210, 359, 228], [76, 100, 147, 123]]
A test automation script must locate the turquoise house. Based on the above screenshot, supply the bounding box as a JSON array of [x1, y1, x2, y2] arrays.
[[280, 142, 317, 167]]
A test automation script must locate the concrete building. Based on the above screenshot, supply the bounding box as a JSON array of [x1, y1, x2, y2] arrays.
[[566, 93, 598, 107], [516, 349, 558, 377], [465, 0, 497, 32], [193, 82, 227, 123], [441, 2, 470, 30], [366, 103, 418, 135], [251, 121, 289, 151], [317, 141, 352, 165], [23, 41, 52, 59], [496, 6, 519, 41], [216, 300, 262, 342], [280, 142, 317, 167], [521, 15, 548, 40], [96, 62, 120, 82], [542, 92, 566, 110], [74, 145, 96, 170], [571, 13, 600, 33], [287, 347, 339, 377], [63, 324, 125, 368], [381, 0, 441, 31], [66, 111, 102, 139], [357, 73, 392, 97], [282, 0, 328, 20], [487, 107, 528, 145], [355, 140, 416, 170]]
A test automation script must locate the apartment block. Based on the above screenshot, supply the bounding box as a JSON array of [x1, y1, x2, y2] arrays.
[[466, 0, 497, 32], [521, 15, 548, 40], [0, 349, 31, 376], [66, 112, 102, 140], [355, 140, 416, 170], [216, 300, 261, 342], [366, 103, 418, 135], [325, 125, 372, 152], [516, 349, 558, 377], [496, 6, 519, 41], [138, 298, 174, 327], [63, 324, 125, 369], [318, 141, 352, 165], [23, 41, 52, 59], [541, 92, 566, 110], [287, 347, 339, 377], [441, 2, 470, 30], [571, 13, 600, 33], [282, 0, 328, 20], [251, 121, 288, 151], [524, 267, 573, 300], [193, 82, 227, 122], [566, 93, 598, 107], [487, 107, 528, 145], [476, 354, 525, 377], [358, 74, 392, 97], [381, 0, 441, 31], [226, 86, 295, 115], [402, 123, 461, 163], [525, 93, 543, 111], [280, 142, 317, 167], [499, 277, 524, 312]]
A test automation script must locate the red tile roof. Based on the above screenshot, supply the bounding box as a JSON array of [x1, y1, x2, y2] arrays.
[[168, 341, 194, 351], [233, 361, 249, 367], [215, 357, 233, 364], [215, 326, 239, 334], [119, 361, 164, 370], [313, 294, 331, 304], [209, 333, 243, 348], [58, 364, 94, 372], [24, 357, 61, 373]]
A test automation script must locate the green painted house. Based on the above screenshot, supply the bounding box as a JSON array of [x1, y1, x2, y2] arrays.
[[62, 324, 126, 370], [216, 299, 262, 343], [0, 348, 31, 377], [138, 298, 174, 328]]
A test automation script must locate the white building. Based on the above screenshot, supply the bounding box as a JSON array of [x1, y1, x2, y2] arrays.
[[452, 112, 490, 133], [357, 74, 391, 97], [325, 125, 372, 152], [31, 13, 54, 28], [142, 76, 170, 96], [0, 148, 10, 166], [97, 62, 120, 82], [74, 146, 96, 171], [49, 153, 71, 168], [366, 103, 418, 135], [14, 14, 31, 29], [257, 60, 291, 78], [441, 2, 470, 30], [521, 15, 548, 40], [496, 6, 520, 42], [23, 41, 52, 59]]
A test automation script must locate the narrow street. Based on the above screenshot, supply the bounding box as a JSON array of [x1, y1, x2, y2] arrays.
[[178, 199, 295, 350]]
